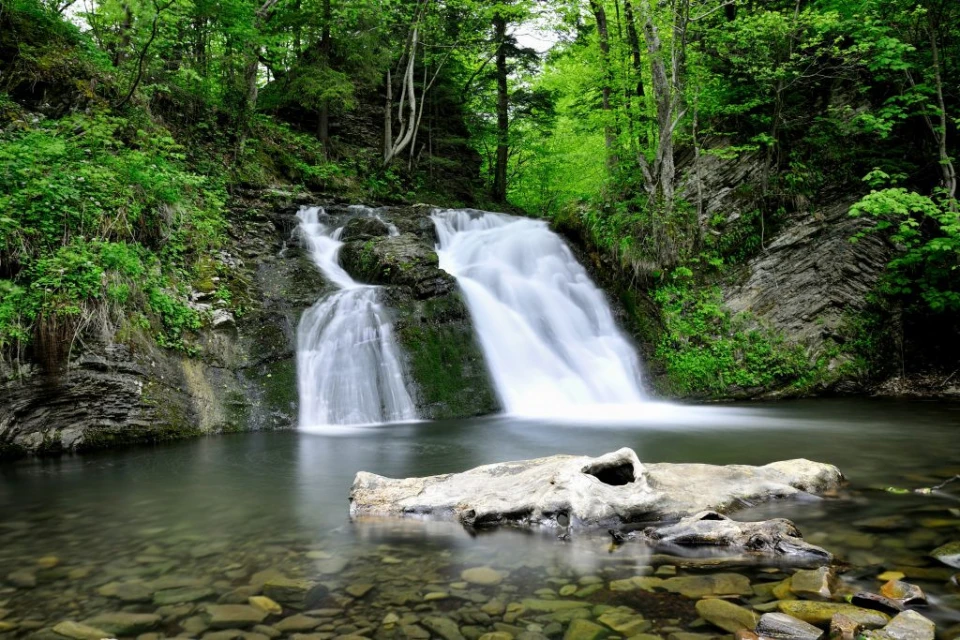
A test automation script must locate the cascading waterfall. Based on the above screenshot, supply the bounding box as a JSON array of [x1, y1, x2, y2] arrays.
[[295, 206, 417, 428], [433, 209, 646, 418]]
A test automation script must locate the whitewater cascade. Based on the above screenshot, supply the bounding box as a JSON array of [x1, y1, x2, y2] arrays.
[[433, 210, 646, 418], [295, 206, 417, 428]]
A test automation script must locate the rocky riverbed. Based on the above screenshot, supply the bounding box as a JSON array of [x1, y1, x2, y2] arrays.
[[2, 472, 959, 640]]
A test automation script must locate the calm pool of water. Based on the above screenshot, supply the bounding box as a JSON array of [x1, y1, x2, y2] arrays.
[[1, 399, 959, 638]]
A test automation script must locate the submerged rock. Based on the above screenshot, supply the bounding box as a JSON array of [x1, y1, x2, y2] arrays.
[[870, 610, 935, 640], [776, 602, 889, 628], [350, 448, 843, 530], [82, 613, 160, 636], [641, 511, 831, 567], [755, 613, 823, 640], [662, 574, 752, 598], [262, 578, 327, 610], [694, 599, 759, 633], [931, 541, 960, 569], [51, 621, 111, 640], [461, 567, 504, 586]]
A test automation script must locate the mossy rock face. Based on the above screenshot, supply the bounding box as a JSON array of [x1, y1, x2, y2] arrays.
[[339, 233, 455, 299], [339, 216, 391, 242], [388, 288, 498, 420]]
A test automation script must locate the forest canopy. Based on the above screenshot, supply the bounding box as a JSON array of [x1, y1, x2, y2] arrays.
[[0, 0, 957, 391]]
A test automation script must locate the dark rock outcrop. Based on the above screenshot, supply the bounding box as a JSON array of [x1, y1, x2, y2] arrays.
[[0, 189, 328, 457], [722, 200, 891, 349], [336, 205, 498, 420], [339, 233, 455, 299]]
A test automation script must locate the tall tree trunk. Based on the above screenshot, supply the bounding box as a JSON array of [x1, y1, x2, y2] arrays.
[[590, 0, 617, 167], [928, 18, 957, 203], [492, 11, 509, 203]]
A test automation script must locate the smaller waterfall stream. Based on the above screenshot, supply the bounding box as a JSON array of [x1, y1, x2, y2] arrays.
[[433, 209, 646, 419], [295, 206, 417, 428]]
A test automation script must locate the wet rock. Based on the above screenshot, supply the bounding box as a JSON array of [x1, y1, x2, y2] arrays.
[[694, 599, 758, 633], [482, 599, 507, 616], [249, 596, 282, 615], [154, 586, 216, 605], [339, 217, 391, 242], [274, 615, 322, 632], [350, 450, 843, 529], [182, 615, 211, 635], [666, 633, 722, 640], [755, 612, 823, 640], [610, 577, 664, 592], [878, 580, 925, 606], [345, 584, 374, 598], [643, 512, 831, 567], [37, 556, 60, 569], [854, 516, 909, 532], [422, 616, 465, 640], [877, 571, 905, 582], [401, 624, 430, 640], [51, 621, 111, 640], [7, 569, 36, 588], [776, 602, 889, 628], [150, 575, 210, 590], [521, 600, 590, 613], [850, 593, 905, 615], [478, 633, 513, 640], [340, 234, 455, 299], [829, 614, 862, 640], [204, 605, 269, 629], [83, 612, 161, 636], [220, 586, 261, 604], [97, 580, 153, 602], [597, 610, 650, 635], [790, 567, 835, 599], [559, 585, 577, 596], [249, 569, 285, 588], [563, 619, 607, 640], [931, 541, 960, 569], [662, 574, 752, 598], [253, 625, 281, 638], [263, 578, 328, 610], [317, 558, 350, 575], [462, 568, 504, 586], [873, 610, 935, 640]]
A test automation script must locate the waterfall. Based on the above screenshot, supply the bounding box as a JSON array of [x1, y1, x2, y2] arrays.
[[433, 209, 646, 418], [295, 206, 417, 428]]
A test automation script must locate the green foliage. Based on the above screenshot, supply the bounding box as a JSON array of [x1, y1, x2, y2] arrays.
[[653, 277, 814, 396], [850, 185, 960, 312], [0, 106, 227, 356]]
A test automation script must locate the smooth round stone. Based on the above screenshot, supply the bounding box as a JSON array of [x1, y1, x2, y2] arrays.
[[462, 567, 504, 586], [559, 585, 577, 597], [694, 600, 758, 634], [249, 596, 282, 615], [931, 541, 960, 569]]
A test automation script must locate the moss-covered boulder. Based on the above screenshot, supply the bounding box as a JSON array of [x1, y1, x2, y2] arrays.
[[340, 233, 455, 299], [339, 216, 391, 242], [338, 208, 498, 419]]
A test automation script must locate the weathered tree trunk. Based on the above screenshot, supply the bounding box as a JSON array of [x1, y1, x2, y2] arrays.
[[492, 11, 509, 203], [383, 26, 419, 166], [928, 20, 957, 203], [590, 0, 617, 167]]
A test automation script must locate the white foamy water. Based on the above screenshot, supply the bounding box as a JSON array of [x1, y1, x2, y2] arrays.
[[295, 206, 417, 428], [433, 209, 647, 419]]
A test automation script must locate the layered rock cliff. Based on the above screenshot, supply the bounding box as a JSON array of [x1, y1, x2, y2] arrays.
[[0, 195, 496, 457]]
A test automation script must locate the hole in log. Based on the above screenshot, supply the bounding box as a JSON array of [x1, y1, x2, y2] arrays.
[[583, 460, 635, 486]]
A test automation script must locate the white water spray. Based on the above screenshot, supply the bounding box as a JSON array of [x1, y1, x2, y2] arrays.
[[295, 206, 417, 428], [433, 209, 646, 419]]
